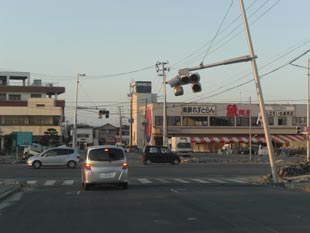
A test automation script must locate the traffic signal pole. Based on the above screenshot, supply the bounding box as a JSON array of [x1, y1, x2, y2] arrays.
[[240, 0, 278, 183]]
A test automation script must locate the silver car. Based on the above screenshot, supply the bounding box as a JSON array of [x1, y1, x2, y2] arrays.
[[27, 147, 80, 169], [82, 145, 128, 190]]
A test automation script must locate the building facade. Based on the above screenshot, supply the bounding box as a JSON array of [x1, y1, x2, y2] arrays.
[[0, 72, 65, 151], [130, 81, 306, 153]]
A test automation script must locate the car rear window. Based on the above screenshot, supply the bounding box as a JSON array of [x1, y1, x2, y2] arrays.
[[88, 148, 124, 161]]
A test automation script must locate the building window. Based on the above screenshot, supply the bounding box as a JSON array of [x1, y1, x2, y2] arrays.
[[3, 116, 26, 125], [53, 116, 61, 125], [269, 117, 274, 126], [0, 93, 5, 101], [155, 116, 181, 126], [293, 117, 306, 126], [182, 116, 208, 126], [31, 93, 42, 98], [155, 116, 162, 127], [168, 116, 181, 126], [277, 117, 287, 126], [8, 94, 21, 101], [29, 116, 52, 125], [210, 116, 234, 126]]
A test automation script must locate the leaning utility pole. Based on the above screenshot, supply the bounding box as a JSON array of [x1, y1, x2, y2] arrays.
[[156, 61, 170, 147], [240, 0, 278, 183]]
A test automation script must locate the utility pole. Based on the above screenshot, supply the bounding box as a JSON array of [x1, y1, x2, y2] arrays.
[[129, 91, 133, 148], [249, 96, 252, 161], [156, 61, 170, 147], [307, 59, 310, 162], [119, 106, 123, 145], [240, 0, 278, 183], [73, 73, 86, 149]]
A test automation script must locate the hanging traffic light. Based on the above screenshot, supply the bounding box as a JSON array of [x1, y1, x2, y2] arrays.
[[99, 109, 109, 119], [296, 126, 301, 134], [167, 69, 202, 96]]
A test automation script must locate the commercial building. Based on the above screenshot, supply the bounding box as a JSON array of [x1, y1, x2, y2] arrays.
[[0, 72, 65, 151], [130, 81, 306, 153]]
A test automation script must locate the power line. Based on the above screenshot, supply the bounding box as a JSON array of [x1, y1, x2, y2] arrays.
[[200, 0, 234, 65]]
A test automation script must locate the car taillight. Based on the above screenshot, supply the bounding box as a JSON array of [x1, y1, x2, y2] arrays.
[[122, 162, 128, 169], [84, 163, 91, 170]]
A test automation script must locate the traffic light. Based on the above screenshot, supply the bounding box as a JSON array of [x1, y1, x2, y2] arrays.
[[167, 69, 202, 96], [296, 126, 301, 134], [99, 109, 109, 119]]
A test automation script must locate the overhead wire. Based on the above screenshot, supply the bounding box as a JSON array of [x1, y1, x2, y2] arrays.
[[200, 0, 234, 65]]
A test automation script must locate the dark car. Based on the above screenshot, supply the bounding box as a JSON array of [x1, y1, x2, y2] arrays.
[[142, 146, 181, 165]]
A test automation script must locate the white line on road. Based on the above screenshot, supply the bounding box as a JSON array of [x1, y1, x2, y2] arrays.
[[190, 179, 211, 183], [154, 178, 171, 183], [173, 178, 190, 183], [137, 178, 152, 184], [44, 180, 56, 186], [225, 179, 248, 184], [27, 180, 37, 185], [207, 178, 227, 183], [62, 180, 74, 185]]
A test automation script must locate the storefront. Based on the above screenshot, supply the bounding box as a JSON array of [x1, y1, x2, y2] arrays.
[[139, 102, 307, 153]]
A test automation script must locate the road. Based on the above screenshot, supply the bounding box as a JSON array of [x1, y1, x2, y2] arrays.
[[0, 154, 309, 233]]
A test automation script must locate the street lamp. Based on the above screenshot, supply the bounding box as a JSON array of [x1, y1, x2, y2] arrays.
[[72, 73, 86, 148]]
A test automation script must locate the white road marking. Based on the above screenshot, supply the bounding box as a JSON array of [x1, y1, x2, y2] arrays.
[[173, 178, 190, 183], [44, 180, 56, 186], [62, 180, 74, 185], [27, 180, 37, 185], [207, 178, 227, 183], [190, 178, 211, 183], [137, 178, 152, 184], [225, 178, 248, 184], [154, 178, 171, 183]]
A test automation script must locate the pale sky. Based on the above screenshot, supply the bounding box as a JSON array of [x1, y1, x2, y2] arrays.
[[0, 0, 309, 126]]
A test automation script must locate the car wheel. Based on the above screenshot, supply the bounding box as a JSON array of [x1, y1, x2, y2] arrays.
[[83, 183, 91, 191], [67, 161, 76, 169], [172, 159, 180, 165], [32, 161, 41, 169], [121, 182, 128, 190], [145, 159, 152, 165]]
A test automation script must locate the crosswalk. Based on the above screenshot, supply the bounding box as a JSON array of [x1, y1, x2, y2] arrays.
[[2, 177, 256, 187]]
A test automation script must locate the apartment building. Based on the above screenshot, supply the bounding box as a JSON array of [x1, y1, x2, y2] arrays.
[[0, 72, 65, 151]]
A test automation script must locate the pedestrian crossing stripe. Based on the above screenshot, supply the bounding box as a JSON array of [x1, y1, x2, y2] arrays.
[[44, 180, 56, 186], [207, 178, 227, 183], [137, 178, 152, 184], [7, 177, 252, 186], [190, 178, 211, 183], [172, 178, 190, 183], [62, 180, 74, 185]]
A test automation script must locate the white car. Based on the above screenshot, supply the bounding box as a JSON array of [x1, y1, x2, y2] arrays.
[[27, 147, 80, 169], [82, 145, 128, 190]]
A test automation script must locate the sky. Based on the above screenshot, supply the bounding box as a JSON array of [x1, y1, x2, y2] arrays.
[[0, 0, 309, 126]]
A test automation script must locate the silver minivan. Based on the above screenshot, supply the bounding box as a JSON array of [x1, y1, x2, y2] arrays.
[[27, 147, 80, 169], [82, 145, 128, 190]]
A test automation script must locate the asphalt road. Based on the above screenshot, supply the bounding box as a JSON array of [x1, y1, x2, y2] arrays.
[[0, 155, 309, 233]]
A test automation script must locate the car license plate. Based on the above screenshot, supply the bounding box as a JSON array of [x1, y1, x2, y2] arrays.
[[100, 172, 116, 179]]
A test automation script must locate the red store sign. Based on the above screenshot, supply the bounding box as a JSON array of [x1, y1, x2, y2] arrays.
[[226, 104, 250, 117]]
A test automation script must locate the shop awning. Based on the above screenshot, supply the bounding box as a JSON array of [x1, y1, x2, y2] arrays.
[[271, 135, 304, 144], [190, 135, 303, 144], [190, 136, 250, 143]]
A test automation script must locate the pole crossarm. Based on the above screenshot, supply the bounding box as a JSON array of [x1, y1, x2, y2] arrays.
[[187, 55, 256, 72]]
